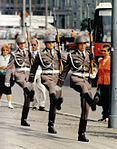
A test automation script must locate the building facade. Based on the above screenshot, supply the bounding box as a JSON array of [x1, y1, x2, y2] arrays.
[[0, 0, 112, 29], [50, 0, 112, 29], [0, 0, 51, 15]]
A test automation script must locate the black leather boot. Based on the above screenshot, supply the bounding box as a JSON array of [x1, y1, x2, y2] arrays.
[[84, 93, 99, 111], [78, 133, 89, 142], [21, 106, 30, 126], [50, 93, 63, 110], [23, 87, 34, 101], [78, 119, 89, 142], [56, 97, 63, 110], [48, 101, 57, 134], [48, 121, 57, 134]]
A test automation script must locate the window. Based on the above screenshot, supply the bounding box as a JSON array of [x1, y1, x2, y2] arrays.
[[37, 0, 41, 4], [11, 0, 14, 4]]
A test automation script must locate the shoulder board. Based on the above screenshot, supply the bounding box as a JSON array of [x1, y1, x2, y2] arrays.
[[86, 50, 90, 55], [11, 51, 15, 57], [42, 48, 48, 53]]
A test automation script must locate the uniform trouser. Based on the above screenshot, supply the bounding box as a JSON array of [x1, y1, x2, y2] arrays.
[[48, 93, 57, 127], [15, 72, 31, 121], [71, 79, 91, 120], [70, 78, 91, 135], [21, 92, 30, 121], [78, 94, 90, 135], [41, 76, 62, 127]]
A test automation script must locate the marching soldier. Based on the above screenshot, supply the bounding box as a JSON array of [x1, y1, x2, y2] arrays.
[[5, 35, 34, 127], [57, 35, 99, 142], [28, 35, 66, 134]]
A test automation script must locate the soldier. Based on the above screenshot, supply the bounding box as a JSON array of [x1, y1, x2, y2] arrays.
[[57, 35, 99, 142], [31, 38, 47, 111], [28, 35, 66, 134], [5, 35, 34, 127]]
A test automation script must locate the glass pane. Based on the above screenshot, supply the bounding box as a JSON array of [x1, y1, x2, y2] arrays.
[[94, 9, 111, 43]]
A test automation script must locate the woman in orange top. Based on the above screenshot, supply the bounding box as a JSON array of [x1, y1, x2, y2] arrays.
[[97, 44, 111, 122]]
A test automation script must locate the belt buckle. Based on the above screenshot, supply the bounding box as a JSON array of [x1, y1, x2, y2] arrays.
[[82, 73, 85, 78]]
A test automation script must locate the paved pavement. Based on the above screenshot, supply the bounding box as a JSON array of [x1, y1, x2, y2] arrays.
[[0, 73, 117, 149]]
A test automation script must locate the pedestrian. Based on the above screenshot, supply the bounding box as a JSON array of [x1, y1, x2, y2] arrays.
[[71, 30, 75, 37], [31, 38, 47, 111], [5, 35, 34, 126], [0, 44, 14, 109], [57, 35, 99, 142], [28, 35, 66, 134], [97, 45, 111, 122]]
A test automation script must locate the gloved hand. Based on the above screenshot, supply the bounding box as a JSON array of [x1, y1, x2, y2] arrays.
[[55, 85, 62, 91], [89, 67, 97, 79], [4, 83, 10, 87], [89, 72, 97, 79]]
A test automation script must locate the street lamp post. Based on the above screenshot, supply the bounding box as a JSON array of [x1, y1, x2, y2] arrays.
[[109, 0, 117, 128], [29, 0, 32, 40], [29, 0, 31, 29], [45, 0, 48, 29], [87, 3, 90, 18], [22, 0, 26, 36]]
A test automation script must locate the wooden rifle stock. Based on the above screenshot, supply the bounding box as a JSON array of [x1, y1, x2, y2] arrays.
[[88, 18, 94, 74], [56, 32, 63, 72]]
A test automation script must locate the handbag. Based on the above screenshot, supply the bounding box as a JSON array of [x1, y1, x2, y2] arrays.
[[94, 88, 102, 106]]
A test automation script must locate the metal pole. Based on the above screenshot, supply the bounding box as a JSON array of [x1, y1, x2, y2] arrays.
[[45, 0, 48, 29], [29, 0, 31, 28], [29, 0, 32, 40], [22, 0, 26, 36], [108, 0, 117, 128], [87, 3, 90, 18]]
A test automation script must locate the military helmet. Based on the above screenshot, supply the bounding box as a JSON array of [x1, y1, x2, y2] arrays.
[[74, 35, 87, 44], [16, 35, 26, 43], [44, 35, 56, 43]]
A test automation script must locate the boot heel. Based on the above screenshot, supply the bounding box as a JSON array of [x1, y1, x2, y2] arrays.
[[48, 122, 57, 134]]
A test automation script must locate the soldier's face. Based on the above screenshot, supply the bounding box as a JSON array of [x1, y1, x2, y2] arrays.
[[45, 42, 55, 50], [31, 41, 38, 51], [77, 42, 87, 52], [18, 42, 26, 50]]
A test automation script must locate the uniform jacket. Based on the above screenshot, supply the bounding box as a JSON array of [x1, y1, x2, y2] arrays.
[[97, 57, 110, 85], [29, 48, 66, 85], [5, 48, 31, 85], [57, 50, 97, 88]]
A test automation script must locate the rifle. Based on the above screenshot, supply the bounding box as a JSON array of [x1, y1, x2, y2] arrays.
[[56, 25, 63, 72], [88, 18, 94, 74], [25, 23, 33, 65]]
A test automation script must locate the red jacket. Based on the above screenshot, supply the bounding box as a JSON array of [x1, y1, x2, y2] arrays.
[[97, 57, 110, 85]]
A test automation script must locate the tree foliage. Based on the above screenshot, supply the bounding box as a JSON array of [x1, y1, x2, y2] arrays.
[[80, 18, 88, 31]]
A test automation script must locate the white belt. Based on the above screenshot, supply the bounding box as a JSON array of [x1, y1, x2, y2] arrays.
[[16, 67, 30, 72], [42, 70, 60, 74], [72, 72, 89, 78]]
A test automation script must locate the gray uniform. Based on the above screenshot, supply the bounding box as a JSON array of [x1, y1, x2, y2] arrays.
[[58, 50, 92, 94], [5, 48, 32, 116], [29, 47, 66, 133], [57, 48, 97, 141], [29, 48, 66, 94]]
